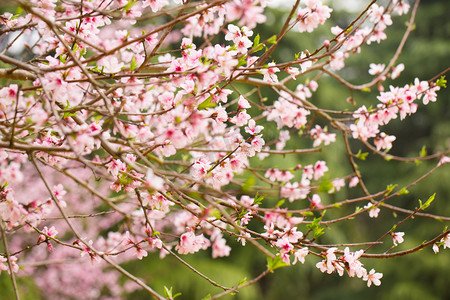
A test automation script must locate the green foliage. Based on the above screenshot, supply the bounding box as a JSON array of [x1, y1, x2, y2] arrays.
[[267, 256, 289, 272], [435, 76, 447, 88]]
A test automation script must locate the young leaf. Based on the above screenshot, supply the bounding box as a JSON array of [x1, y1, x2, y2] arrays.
[[198, 97, 217, 110], [254, 34, 260, 46], [398, 187, 409, 195], [267, 256, 289, 272], [267, 35, 277, 44], [356, 149, 369, 160], [420, 193, 436, 210], [435, 75, 447, 88], [130, 55, 137, 71]]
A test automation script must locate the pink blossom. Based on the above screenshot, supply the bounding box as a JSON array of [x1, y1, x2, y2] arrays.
[[145, 168, 165, 190], [364, 202, 380, 218], [135, 246, 148, 260], [0, 255, 19, 274], [142, 0, 169, 13], [298, 52, 312, 72], [329, 178, 345, 193], [313, 160, 328, 180], [369, 63, 385, 75], [176, 230, 210, 255], [245, 119, 264, 135], [292, 247, 309, 265], [393, 0, 410, 15], [99, 56, 124, 73], [212, 236, 231, 258], [432, 243, 439, 254], [392, 232, 405, 246], [230, 110, 251, 126], [281, 181, 310, 202], [39, 226, 58, 241], [259, 63, 280, 83], [374, 132, 396, 151], [438, 156, 450, 166], [349, 176, 360, 188], [310, 194, 323, 209], [391, 63, 405, 79], [285, 67, 300, 79], [364, 269, 383, 287]]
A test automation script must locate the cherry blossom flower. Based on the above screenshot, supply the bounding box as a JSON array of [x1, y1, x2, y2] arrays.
[[391, 63, 405, 79], [99, 56, 124, 73], [145, 168, 165, 191], [281, 181, 310, 202], [286, 67, 300, 79], [176, 230, 210, 255], [392, 232, 405, 246], [245, 119, 264, 135], [393, 0, 410, 15], [329, 178, 345, 193], [313, 160, 328, 180], [374, 132, 396, 151], [259, 62, 280, 83], [364, 269, 383, 287], [292, 247, 309, 265], [142, 0, 169, 13], [369, 63, 385, 75], [39, 226, 58, 241], [349, 176, 360, 188], [0, 255, 19, 274], [212, 236, 231, 258], [364, 202, 380, 218], [310, 194, 323, 209]]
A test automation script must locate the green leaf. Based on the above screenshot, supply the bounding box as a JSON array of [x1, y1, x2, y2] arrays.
[[384, 154, 393, 161], [398, 187, 409, 195], [164, 286, 181, 299], [267, 35, 277, 44], [420, 193, 436, 210], [15, 6, 24, 15], [435, 75, 447, 88], [318, 181, 333, 192], [62, 101, 78, 118], [238, 277, 247, 285], [314, 227, 325, 239], [123, 0, 137, 11], [242, 176, 255, 192], [302, 212, 314, 217], [267, 256, 289, 272], [130, 56, 137, 71], [385, 184, 397, 196], [252, 44, 265, 53], [419, 145, 427, 157], [201, 295, 211, 300], [254, 34, 260, 46], [164, 286, 173, 298], [276, 199, 285, 207], [253, 193, 264, 206], [356, 149, 369, 160], [197, 97, 217, 110], [236, 55, 247, 67], [361, 87, 371, 92], [59, 55, 67, 63]]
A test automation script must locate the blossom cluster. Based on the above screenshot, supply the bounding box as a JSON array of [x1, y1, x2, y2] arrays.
[[0, 0, 447, 298]]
